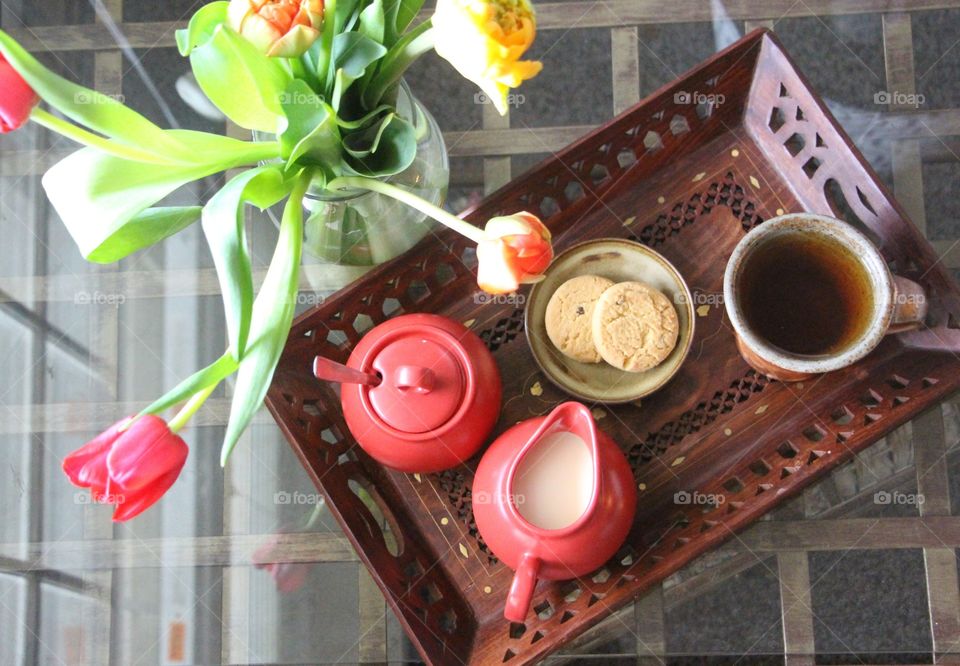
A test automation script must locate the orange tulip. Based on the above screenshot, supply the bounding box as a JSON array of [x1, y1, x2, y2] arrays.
[[227, 0, 325, 58], [476, 212, 552, 294]]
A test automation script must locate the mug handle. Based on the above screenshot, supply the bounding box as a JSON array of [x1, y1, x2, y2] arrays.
[[504, 553, 540, 622], [888, 276, 928, 334]]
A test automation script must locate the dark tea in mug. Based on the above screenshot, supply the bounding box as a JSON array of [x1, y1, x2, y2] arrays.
[[736, 231, 875, 356]]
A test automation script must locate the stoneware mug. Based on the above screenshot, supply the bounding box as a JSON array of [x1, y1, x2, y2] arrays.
[[723, 213, 928, 382]]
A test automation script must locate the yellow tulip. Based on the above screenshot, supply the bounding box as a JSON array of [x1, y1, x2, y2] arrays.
[[432, 0, 543, 115], [227, 0, 325, 58]]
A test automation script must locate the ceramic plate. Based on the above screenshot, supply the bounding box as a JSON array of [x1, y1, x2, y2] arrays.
[[525, 238, 695, 403]]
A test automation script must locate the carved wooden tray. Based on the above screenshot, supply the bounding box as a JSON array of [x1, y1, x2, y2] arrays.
[[265, 30, 960, 665]]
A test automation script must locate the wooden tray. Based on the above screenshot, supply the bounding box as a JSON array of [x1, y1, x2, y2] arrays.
[[265, 29, 960, 665]]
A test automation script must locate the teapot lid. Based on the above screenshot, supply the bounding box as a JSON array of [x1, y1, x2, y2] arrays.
[[367, 328, 465, 434]]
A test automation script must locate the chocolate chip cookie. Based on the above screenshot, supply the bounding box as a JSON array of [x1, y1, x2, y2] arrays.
[[592, 281, 679, 372], [544, 275, 615, 363]]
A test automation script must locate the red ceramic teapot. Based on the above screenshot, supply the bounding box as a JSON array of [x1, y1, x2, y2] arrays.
[[473, 402, 637, 622], [340, 314, 502, 473]]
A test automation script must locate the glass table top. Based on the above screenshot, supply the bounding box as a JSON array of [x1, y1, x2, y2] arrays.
[[1, 1, 959, 664]]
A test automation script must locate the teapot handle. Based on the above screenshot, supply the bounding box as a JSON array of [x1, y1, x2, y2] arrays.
[[505, 553, 540, 622]]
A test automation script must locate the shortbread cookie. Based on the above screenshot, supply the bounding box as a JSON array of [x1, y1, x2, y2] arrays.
[[592, 281, 679, 372], [545, 275, 615, 363]]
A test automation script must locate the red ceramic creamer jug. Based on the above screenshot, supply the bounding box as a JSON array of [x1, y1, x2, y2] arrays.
[[341, 313, 502, 473], [473, 402, 636, 622]]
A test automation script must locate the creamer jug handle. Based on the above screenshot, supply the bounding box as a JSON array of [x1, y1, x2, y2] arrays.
[[504, 553, 540, 622]]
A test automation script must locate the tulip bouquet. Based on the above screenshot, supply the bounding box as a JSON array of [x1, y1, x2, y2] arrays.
[[0, 0, 554, 520]]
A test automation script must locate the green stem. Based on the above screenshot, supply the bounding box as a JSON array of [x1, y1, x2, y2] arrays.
[[168, 383, 218, 434], [30, 107, 178, 165], [316, 0, 338, 91], [232, 141, 283, 165], [303, 499, 328, 529], [30, 107, 280, 168], [327, 176, 485, 244], [364, 23, 435, 108], [290, 56, 308, 81]]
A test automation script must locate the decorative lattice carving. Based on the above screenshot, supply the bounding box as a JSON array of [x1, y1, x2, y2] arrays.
[[266, 31, 960, 666]]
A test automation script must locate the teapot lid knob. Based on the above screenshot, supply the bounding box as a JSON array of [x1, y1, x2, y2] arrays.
[[367, 331, 465, 433]]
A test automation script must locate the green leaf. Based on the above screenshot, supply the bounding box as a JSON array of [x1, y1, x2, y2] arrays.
[[331, 68, 347, 112], [139, 353, 239, 417], [203, 167, 291, 359], [330, 33, 388, 113], [42, 132, 275, 262], [343, 112, 394, 159], [333, 33, 388, 80], [0, 30, 194, 163], [395, 0, 425, 35], [343, 114, 416, 176], [220, 174, 308, 465], [190, 24, 291, 132], [361, 18, 433, 107], [334, 0, 362, 33], [384, 0, 425, 44], [279, 80, 342, 173], [288, 110, 342, 172], [359, 0, 386, 44], [165, 128, 281, 165], [334, 104, 392, 130], [89, 207, 202, 263], [176, 1, 229, 56], [43, 149, 213, 262]]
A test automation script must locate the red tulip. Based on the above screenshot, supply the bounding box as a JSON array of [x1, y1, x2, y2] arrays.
[[0, 53, 38, 133], [63, 415, 189, 522], [476, 212, 553, 294], [252, 532, 313, 593]]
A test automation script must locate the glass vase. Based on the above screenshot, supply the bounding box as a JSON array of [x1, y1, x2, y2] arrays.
[[302, 81, 449, 267]]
